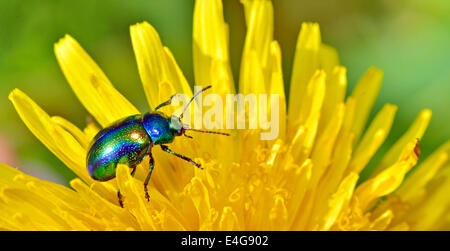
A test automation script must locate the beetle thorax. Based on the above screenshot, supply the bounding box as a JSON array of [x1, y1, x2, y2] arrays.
[[142, 111, 176, 145]]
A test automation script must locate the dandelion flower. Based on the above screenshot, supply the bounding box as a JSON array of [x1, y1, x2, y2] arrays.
[[2, 0, 450, 231]]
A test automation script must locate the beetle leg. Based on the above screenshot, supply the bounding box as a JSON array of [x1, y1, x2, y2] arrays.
[[117, 190, 124, 208], [160, 145, 203, 169], [183, 131, 193, 139], [144, 152, 154, 202], [116, 166, 137, 208], [130, 166, 137, 177], [154, 94, 177, 111]]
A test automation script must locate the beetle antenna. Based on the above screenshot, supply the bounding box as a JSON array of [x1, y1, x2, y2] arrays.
[[185, 128, 230, 136], [179, 85, 212, 119]]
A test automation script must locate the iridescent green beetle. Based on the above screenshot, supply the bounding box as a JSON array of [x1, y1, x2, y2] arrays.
[[86, 86, 228, 207]]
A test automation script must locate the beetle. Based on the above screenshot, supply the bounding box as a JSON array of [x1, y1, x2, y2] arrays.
[[86, 86, 228, 207]]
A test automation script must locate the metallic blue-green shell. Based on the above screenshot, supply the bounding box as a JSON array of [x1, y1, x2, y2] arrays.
[[87, 115, 151, 181], [142, 111, 176, 145]]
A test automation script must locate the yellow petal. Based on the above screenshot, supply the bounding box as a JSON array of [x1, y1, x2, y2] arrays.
[[116, 164, 155, 230], [162, 47, 194, 97], [54, 35, 138, 127], [318, 131, 355, 206], [288, 70, 326, 159], [349, 67, 383, 142], [193, 0, 234, 93], [355, 139, 420, 211], [396, 140, 450, 203], [83, 119, 100, 142], [269, 195, 288, 230], [269, 41, 286, 140], [305, 105, 346, 219], [348, 104, 397, 174], [1, 188, 73, 230], [288, 23, 321, 125], [317, 98, 356, 197], [312, 103, 345, 175], [239, 0, 273, 95], [130, 22, 166, 109], [239, 50, 266, 95], [9, 89, 91, 182], [296, 106, 343, 224], [185, 177, 215, 230], [131, 22, 192, 110], [389, 222, 410, 231], [51, 116, 90, 149], [369, 209, 394, 231], [70, 178, 138, 229], [157, 80, 178, 115], [406, 176, 450, 230], [319, 44, 339, 75], [241, 0, 273, 72], [318, 66, 347, 136], [158, 209, 187, 231], [286, 126, 306, 161], [317, 172, 359, 231], [373, 109, 432, 175], [193, 0, 229, 63], [0, 163, 95, 230], [219, 206, 240, 230], [287, 159, 312, 228], [209, 59, 235, 95]]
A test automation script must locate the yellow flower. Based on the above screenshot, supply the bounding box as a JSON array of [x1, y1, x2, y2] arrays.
[[2, 0, 450, 231]]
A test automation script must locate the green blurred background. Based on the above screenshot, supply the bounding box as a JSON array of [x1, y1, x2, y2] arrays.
[[0, 0, 448, 184]]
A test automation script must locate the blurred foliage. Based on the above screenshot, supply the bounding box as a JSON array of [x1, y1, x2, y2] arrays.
[[0, 0, 448, 184]]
